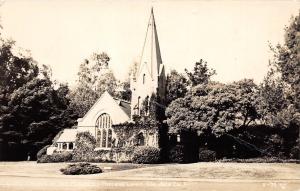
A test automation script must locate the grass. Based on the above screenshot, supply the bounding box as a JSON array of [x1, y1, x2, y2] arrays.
[[217, 158, 300, 163], [0, 161, 299, 180]]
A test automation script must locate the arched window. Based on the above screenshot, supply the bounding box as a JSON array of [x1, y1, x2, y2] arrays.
[[136, 132, 145, 146], [95, 113, 113, 148]]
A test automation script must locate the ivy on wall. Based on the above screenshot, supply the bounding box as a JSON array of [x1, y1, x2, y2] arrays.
[[112, 116, 158, 147], [112, 93, 166, 151]]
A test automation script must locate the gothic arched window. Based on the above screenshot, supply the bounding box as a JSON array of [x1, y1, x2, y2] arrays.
[[95, 113, 113, 148], [136, 132, 145, 146]]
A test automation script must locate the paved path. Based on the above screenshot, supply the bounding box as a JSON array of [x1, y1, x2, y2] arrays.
[[0, 162, 299, 191]]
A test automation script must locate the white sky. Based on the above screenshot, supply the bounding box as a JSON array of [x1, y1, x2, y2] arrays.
[[0, 0, 299, 86]]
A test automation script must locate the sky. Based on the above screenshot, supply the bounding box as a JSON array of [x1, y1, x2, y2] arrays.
[[0, 0, 299, 86]]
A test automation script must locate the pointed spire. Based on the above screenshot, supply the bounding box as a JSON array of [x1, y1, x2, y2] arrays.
[[137, 8, 162, 80]]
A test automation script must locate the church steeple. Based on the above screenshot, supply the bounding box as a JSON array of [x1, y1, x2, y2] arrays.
[[130, 8, 166, 118], [137, 7, 163, 81]]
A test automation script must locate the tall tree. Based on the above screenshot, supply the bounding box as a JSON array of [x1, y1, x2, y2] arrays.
[[166, 70, 189, 105], [0, 38, 40, 160], [271, 12, 300, 110], [261, 11, 300, 158], [260, 12, 300, 134], [115, 80, 131, 101], [69, 52, 117, 117], [2, 78, 77, 159], [0, 39, 38, 106], [185, 59, 216, 86], [0, 34, 78, 160]]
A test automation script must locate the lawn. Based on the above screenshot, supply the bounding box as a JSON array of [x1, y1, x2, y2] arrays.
[[0, 162, 299, 191], [0, 161, 299, 180], [0, 161, 154, 177]]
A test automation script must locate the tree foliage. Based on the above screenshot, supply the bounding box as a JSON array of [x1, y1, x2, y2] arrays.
[[185, 59, 216, 86], [166, 79, 261, 136], [271, 12, 300, 109], [0, 78, 77, 160], [115, 80, 131, 101], [166, 70, 189, 105], [0, 36, 77, 160], [0, 40, 38, 96], [69, 52, 117, 117], [260, 11, 300, 130]]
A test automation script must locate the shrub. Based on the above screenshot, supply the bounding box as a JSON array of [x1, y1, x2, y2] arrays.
[[60, 163, 102, 175], [89, 150, 114, 162], [112, 146, 134, 163], [37, 152, 73, 163], [36, 145, 50, 160], [169, 145, 185, 163], [72, 132, 96, 162], [199, 149, 216, 162], [132, 146, 160, 164]]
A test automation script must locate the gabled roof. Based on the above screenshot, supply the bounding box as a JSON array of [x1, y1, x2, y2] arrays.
[[56, 129, 77, 143], [113, 98, 131, 118], [77, 91, 131, 126]]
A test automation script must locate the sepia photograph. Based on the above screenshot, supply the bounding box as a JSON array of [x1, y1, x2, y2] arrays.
[[0, 0, 299, 190]]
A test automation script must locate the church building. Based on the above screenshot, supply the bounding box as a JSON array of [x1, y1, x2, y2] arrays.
[[47, 9, 166, 155]]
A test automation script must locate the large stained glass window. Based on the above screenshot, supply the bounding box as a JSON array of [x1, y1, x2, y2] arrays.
[[95, 113, 113, 148]]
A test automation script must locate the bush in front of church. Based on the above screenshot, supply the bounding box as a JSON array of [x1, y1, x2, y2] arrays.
[[60, 163, 102, 175], [72, 132, 96, 162], [169, 145, 185, 163], [198, 149, 216, 162], [36, 145, 51, 161], [132, 146, 160, 164], [37, 151, 73, 163]]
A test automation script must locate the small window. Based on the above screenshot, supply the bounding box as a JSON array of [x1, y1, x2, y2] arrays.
[[137, 96, 141, 114], [143, 74, 146, 84], [62, 143, 67, 150], [69, 142, 74, 150]]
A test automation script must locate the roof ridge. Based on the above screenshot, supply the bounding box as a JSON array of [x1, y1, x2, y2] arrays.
[[113, 97, 131, 104]]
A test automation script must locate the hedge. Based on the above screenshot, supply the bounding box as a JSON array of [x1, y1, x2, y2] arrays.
[[132, 146, 160, 164], [72, 132, 96, 162], [169, 145, 185, 163], [36, 145, 50, 161], [199, 149, 216, 162], [37, 152, 73, 163]]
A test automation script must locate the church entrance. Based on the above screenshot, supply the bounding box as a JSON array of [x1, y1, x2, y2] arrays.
[[95, 113, 113, 148]]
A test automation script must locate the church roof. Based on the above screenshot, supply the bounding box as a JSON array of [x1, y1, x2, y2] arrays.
[[113, 98, 131, 118], [56, 129, 77, 143], [77, 91, 131, 126], [137, 8, 163, 80]]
